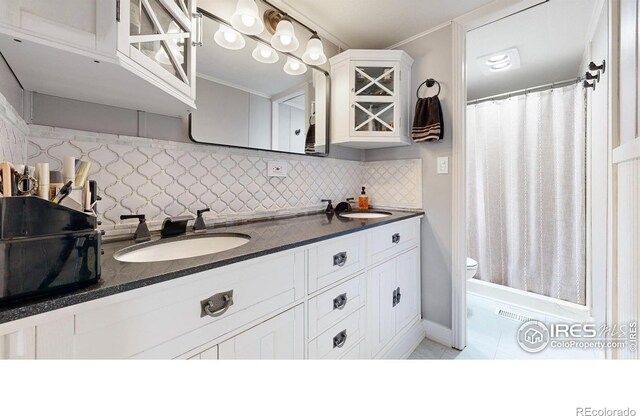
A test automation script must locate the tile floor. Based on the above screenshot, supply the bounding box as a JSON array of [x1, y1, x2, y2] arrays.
[[409, 292, 601, 359]]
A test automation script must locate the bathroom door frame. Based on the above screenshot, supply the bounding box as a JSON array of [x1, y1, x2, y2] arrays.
[[450, 0, 617, 353]]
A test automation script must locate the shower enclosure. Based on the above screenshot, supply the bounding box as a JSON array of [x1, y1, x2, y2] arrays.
[[466, 82, 586, 305]]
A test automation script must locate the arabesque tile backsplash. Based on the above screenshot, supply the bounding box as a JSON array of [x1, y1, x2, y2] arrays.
[[27, 125, 422, 231]]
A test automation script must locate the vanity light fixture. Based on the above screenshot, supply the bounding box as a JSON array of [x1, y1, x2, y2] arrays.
[[478, 48, 520, 75], [271, 15, 299, 52], [252, 43, 279, 63], [214, 25, 246, 50], [301, 32, 326, 65], [230, 0, 264, 35], [283, 56, 307, 75]]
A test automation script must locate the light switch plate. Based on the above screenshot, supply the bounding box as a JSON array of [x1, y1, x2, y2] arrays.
[[437, 157, 449, 174], [267, 160, 288, 177]]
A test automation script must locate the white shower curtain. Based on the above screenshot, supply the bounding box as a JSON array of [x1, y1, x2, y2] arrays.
[[467, 84, 586, 305]]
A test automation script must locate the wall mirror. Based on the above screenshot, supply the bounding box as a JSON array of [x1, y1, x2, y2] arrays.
[[190, 9, 329, 156]]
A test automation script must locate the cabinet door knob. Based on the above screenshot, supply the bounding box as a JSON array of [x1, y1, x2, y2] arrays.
[[333, 329, 348, 349], [333, 251, 348, 267], [200, 290, 234, 318], [392, 233, 401, 244], [333, 293, 348, 310]]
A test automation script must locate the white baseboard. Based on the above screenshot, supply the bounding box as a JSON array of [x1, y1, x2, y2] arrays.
[[423, 319, 452, 348], [380, 318, 426, 359]]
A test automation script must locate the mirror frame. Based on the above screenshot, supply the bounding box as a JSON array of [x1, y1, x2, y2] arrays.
[[188, 7, 331, 157]]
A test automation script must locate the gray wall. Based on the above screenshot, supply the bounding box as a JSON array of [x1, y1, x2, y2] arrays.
[[365, 25, 454, 329], [0, 54, 23, 117]]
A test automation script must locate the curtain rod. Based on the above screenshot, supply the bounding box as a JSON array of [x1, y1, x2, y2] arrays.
[[467, 77, 585, 105]]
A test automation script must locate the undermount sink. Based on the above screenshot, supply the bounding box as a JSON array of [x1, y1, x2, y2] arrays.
[[338, 211, 392, 219], [113, 233, 251, 263]]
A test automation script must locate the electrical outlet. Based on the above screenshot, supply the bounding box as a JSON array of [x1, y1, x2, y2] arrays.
[[437, 157, 449, 174], [267, 160, 288, 177]]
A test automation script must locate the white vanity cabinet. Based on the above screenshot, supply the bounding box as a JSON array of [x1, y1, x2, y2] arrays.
[[0, 216, 424, 360], [368, 248, 420, 358], [330, 50, 414, 149], [0, 0, 198, 116]]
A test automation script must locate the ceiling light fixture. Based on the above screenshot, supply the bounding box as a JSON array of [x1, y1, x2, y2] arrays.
[[283, 56, 307, 75], [301, 32, 326, 65], [230, 0, 264, 35], [252, 43, 279, 63], [490, 62, 512, 72], [486, 54, 509, 65], [214, 25, 246, 50], [477, 48, 520, 75], [271, 15, 299, 52]]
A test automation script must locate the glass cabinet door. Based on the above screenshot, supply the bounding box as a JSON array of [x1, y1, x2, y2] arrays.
[[353, 102, 395, 132], [351, 63, 398, 135], [353, 66, 395, 97], [128, 0, 193, 88]]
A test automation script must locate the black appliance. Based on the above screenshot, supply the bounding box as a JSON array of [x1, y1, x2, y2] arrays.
[[0, 196, 101, 305]]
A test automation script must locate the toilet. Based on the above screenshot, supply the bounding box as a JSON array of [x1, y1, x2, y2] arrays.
[[466, 257, 478, 280]]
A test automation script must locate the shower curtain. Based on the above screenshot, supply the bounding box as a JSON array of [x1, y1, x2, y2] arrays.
[[467, 84, 586, 305]]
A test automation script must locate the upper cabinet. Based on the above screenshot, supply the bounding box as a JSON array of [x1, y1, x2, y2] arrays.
[[330, 50, 413, 149], [0, 0, 199, 116]]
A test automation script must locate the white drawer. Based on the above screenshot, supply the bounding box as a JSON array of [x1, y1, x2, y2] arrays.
[[369, 218, 419, 264], [308, 307, 366, 359], [308, 232, 366, 293], [308, 274, 366, 339], [340, 340, 366, 360], [74, 250, 305, 359]]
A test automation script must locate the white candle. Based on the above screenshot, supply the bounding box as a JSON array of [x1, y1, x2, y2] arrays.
[[63, 156, 75, 185], [36, 162, 50, 199]]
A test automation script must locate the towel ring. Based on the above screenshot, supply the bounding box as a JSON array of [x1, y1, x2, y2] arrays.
[[416, 78, 440, 99]]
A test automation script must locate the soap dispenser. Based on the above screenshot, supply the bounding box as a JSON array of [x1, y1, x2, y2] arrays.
[[358, 186, 369, 210]]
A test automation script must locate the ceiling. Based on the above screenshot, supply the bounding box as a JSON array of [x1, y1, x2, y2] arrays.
[[467, 0, 598, 100], [277, 0, 495, 49]]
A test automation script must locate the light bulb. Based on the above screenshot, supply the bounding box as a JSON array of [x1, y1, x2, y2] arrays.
[[280, 35, 292, 46], [290, 61, 300, 70], [260, 49, 271, 58], [240, 14, 255, 27], [223, 30, 237, 43], [309, 52, 319, 61]]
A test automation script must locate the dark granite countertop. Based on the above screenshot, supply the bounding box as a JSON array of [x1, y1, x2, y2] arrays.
[[0, 209, 423, 324]]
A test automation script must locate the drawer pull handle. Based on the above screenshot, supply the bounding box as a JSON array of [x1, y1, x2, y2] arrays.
[[392, 233, 401, 244], [396, 286, 401, 305], [333, 329, 348, 349], [333, 293, 348, 310], [200, 290, 234, 318], [333, 251, 348, 267], [392, 288, 398, 307]]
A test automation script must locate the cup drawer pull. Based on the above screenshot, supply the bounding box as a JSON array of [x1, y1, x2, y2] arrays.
[[392, 233, 401, 244], [333, 293, 348, 310], [333, 329, 347, 349], [200, 290, 234, 318], [333, 251, 348, 267]]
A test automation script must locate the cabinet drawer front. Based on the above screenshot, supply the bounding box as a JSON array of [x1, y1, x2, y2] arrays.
[[308, 233, 366, 293], [308, 307, 366, 360], [308, 274, 366, 339], [74, 251, 304, 359], [369, 218, 419, 264], [340, 340, 366, 360]]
